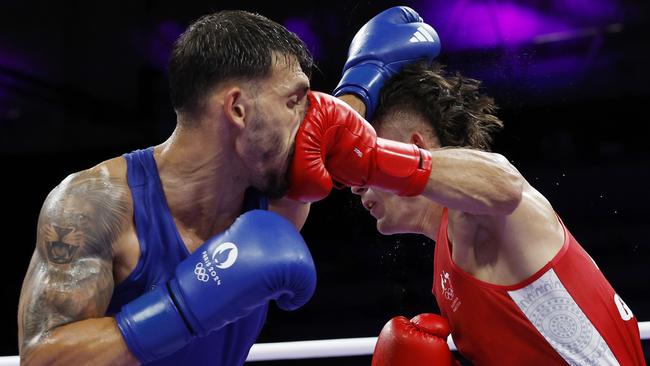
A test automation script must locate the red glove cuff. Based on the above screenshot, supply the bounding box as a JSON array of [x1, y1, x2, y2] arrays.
[[370, 138, 432, 196]]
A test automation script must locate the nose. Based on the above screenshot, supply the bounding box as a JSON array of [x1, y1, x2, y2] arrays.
[[351, 186, 368, 195]]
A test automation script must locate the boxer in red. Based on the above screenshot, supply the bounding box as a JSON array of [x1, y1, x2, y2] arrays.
[[289, 56, 646, 364]]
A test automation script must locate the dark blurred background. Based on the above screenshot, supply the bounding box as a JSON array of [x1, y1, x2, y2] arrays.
[[1, 0, 649, 364]]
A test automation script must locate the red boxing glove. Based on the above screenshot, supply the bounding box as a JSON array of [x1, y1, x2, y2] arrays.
[[287, 91, 432, 202], [372, 313, 454, 366]]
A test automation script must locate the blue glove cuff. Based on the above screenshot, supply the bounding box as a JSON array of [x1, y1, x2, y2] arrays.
[[116, 285, 193, 363], [333, 62, 387, 120]]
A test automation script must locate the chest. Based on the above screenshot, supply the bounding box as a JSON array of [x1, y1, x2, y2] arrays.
[[111, 219, 207, 286], [446, 219, 511, 284], [445, 215, 546, 286]]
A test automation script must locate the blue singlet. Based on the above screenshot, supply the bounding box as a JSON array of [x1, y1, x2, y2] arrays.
[[106, 147, 269, 365]]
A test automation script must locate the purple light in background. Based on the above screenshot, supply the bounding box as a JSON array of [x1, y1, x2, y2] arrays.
[[284, 18, 321, 59], [0, 45, 40, 76], [146, 20, 184, 72], [553, 0, 622, 22], [457, 50, 615, 96], [0, 80, 7, 114], [0, 45, 37, 117], [418, 1, 573, 51], [496, 4, 570, 44]]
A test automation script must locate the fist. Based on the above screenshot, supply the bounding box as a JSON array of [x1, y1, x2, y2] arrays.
[[372, 313, 454, 366], [286, 91, 431, 203], [334, 6, 441, 119]]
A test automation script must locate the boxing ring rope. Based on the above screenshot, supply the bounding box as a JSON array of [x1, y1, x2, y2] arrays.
[[0, 321, 647, 364]]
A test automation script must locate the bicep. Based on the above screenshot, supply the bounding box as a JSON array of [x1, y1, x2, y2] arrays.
[[18, 170, 129, 354], [424, 149, 524, 215], [19, 246, 114, 353]]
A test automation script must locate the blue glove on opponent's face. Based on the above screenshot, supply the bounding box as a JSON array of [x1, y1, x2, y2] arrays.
[[333, 6, 441, 120], [116, 210, 316, 363]]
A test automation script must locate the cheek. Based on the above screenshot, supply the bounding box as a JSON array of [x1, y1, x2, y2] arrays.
[[378, 195, 424, 232], [261, 107, 292, 146], [382, 194, 403, 215], [264, 129, 284, 161], [377, 195, 401, 225], [244, 116, 284, 162]]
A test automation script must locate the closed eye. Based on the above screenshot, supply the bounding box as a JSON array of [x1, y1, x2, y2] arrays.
[[287, 85, 309, 109], [287, 95, 299, 108]]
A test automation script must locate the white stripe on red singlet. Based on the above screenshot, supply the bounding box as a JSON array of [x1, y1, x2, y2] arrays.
[[508, 269, 619, 365]]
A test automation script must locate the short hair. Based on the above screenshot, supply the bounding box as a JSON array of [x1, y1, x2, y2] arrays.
[[375, 61, 503, 151], [169, 10, 313, 117]]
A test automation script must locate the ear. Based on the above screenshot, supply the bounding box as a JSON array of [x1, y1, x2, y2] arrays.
[[223, 87, 247, 130], [411, 131, 431, 150]]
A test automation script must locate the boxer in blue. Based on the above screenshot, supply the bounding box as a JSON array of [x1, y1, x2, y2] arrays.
[[17, 7, 440, 366]]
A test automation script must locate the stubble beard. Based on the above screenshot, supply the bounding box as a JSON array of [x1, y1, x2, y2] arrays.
[[261, 142, 295, 200], [247, 110, 296, 200]]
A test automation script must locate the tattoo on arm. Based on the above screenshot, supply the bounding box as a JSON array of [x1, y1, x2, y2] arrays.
[[45, 226, 79, 264], [18, 169, 130, 355]]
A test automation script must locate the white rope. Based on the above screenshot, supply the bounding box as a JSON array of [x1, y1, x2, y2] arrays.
[[0, 358, 17, 366], [247, 321, 648, 362], [247, 336, 380, 361], [1, 321, 646, 364]]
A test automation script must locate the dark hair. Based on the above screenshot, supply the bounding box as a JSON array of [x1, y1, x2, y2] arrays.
[[169, 10, 313, 116], [375, 61, 503, 151]]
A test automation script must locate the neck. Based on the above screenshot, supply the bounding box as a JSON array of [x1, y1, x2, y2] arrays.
[[419, 203, 443, 240], [154, 124, 248, 240]]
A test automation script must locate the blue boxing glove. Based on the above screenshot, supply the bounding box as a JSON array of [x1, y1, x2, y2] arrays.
[[333, 6, 441, 119], [115, 210, 316, 363]]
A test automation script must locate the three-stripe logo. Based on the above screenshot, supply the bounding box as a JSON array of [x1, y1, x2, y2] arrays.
[[409, 26, 436, 43]]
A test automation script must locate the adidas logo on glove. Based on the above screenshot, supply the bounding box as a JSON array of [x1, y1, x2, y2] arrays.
[[409, 26, 436, 43]]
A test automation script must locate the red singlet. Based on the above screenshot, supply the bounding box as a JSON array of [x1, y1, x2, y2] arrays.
[[433, 208, 646, 365]]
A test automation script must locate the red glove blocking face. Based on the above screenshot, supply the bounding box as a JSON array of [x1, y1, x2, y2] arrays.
[[372, 313, 454, 366], [287, 91, 432, 203]]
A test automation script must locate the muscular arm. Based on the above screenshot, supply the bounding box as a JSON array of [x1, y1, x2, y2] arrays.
[[18, 170, 138, 366], [269, 198, 310, 230], [337, 94, 366, 118], [421, 148, 524, 215], [340, 93, 523, 216]]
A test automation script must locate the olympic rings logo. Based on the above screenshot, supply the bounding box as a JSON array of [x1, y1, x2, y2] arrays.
[[194, 262, 210, 282]]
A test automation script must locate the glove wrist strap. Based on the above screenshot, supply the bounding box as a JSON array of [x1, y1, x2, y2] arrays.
[[371, 138, 432, 196]]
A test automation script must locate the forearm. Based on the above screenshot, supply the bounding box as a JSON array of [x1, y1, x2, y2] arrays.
[[325, 95, 522, 213], [269, 197, 311, 230], [22, 317, 138, 366], [337, 94, 367, 118], [421, 148, 524, 215]]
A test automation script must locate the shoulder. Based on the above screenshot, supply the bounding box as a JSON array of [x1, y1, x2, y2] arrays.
[[40, 157, 132, 246], [481, 181, 563, 248], [47, 156, 128, 202], [477, 180, 556, 224]]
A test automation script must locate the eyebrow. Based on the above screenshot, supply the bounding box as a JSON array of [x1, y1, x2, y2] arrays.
[[290, 81, 310, 96]]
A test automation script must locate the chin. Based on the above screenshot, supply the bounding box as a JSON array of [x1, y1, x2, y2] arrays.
[[377, 217, 415, 235], [376, 220, 398, 235], [258, 166, 290, 199], [377, 226, 391, 235], [260, 176, 289, 199]]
